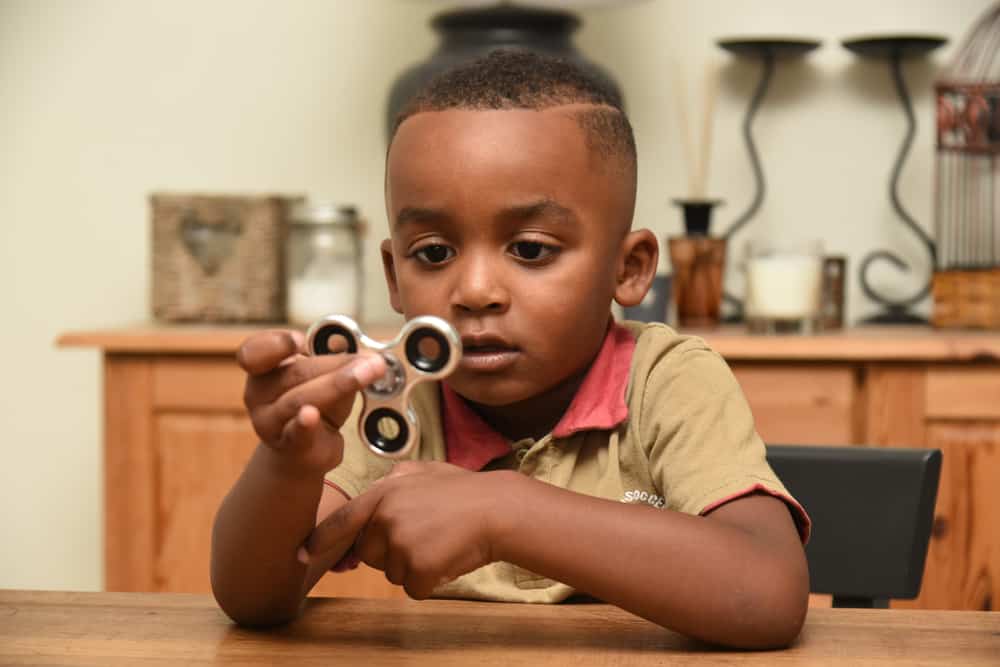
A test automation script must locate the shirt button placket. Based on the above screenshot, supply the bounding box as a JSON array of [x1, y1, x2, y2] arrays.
[[512, 438, 532, 469]]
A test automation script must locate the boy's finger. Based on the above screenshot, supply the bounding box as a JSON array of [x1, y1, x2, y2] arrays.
[[384, 461, 431, 480], [305, 484, 387, 559], [384, 460, 457, 480], [236, 330, 305, 376], [259, 356, 386, 439], [245, 351, 384, 411], [383, 547, 407, 587], [245, 354, 350, 410], [275, 404, 319, 453], [403, 574, 438, 601], [273, 405, 345, 473]]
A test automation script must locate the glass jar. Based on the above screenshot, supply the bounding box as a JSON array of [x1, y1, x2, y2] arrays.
[[744, 238, 824, 334], [285, 201, 363, 327]]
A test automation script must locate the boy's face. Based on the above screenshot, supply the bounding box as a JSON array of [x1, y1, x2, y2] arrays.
[[382, 107, 643, 407]]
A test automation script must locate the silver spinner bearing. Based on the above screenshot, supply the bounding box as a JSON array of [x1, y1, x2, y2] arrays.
[[305, 314, 461, 458]]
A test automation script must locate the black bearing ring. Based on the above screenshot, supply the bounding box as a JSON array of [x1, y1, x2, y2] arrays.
[[310, 323, 358, 356], [404, 326, 451, 373], [363, 408, 410, 454]]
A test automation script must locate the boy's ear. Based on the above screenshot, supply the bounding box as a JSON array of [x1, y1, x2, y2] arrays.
[[380, 239, 404, 314], [613, 229, 659, 308]]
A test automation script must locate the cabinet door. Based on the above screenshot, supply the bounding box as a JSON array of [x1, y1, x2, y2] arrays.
[[899, 422, 1000, 611], [153, 409, 402, 599], [154, 412, 257, 592], [867, 365, 1000, 611], [106, 355, 401, 598], [905, 368, 1000, 611]]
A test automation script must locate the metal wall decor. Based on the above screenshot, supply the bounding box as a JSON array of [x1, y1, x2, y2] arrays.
[[716, 38, 822, 319], [842, 35, 948, 324], [716, 39, 822, 240]]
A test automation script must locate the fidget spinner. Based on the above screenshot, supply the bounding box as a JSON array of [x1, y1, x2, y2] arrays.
[[305, 314, 461, 458]]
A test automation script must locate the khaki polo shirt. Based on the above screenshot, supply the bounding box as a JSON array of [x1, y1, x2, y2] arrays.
[[325, 321, 809, 603]]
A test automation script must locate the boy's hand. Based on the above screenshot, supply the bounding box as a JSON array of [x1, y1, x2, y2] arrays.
[[304, 462, 514, 599], [237, 329, 386, 478]]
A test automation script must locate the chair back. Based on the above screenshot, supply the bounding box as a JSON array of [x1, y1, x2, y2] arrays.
[[765, 444, 942, 608]]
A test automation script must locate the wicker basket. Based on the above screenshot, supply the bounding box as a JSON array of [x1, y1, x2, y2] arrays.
[[932, 269, 1000, 329], [151, 193, 303, 322]]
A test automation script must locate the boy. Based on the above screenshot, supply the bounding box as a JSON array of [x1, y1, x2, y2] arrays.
[[211, 50, 811, 649]]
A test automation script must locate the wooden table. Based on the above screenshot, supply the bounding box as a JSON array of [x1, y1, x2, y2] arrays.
[[2, 590, 998, 666]]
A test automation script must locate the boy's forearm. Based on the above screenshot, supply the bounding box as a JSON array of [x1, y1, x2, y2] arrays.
[[489, 472, 807, 648], [210, 443, 326, 626]]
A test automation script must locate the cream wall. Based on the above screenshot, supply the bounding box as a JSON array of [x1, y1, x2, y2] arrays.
[[0, 0, 991, 590]]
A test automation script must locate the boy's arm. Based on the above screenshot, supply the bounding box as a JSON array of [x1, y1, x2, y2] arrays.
[[210, 329, 384, 627], [210, 444, 350, 626], [304, 463, 807, 649], [491, 473, 808, 649]]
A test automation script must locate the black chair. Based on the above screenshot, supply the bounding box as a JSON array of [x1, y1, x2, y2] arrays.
[[765, 444, 942, 608]]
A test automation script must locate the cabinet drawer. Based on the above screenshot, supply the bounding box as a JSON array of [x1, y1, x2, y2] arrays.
[[153, 357, 246, 411], [926, 367, 1000, 420], [730, 364, 859, 445]]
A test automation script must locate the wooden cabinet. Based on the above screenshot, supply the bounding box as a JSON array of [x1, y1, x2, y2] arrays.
[[59, 325, 1000, 610]]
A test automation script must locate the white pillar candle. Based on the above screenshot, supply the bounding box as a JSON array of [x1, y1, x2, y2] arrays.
[[745, 254, 823, 320]]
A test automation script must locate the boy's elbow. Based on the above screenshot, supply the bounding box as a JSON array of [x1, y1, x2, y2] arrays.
[[738, 557, 810, 649], [210, 561, 304, 629], [696, 548, 808, 649], [212, 586, 303, 629], [751, 591, 808, 649]]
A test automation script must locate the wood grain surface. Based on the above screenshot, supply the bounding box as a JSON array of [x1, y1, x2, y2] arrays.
[[1, 591, 998, 666]]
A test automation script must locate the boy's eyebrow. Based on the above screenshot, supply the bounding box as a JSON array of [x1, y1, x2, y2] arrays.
[[394, 199, 578, 228], [496, 199, 578, 226], [395, 206, 451, 228]]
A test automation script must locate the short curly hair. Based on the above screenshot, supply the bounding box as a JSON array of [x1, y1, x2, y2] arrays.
[[391, 50, 637, 177]]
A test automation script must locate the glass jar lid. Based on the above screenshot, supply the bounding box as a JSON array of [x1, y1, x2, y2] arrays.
[[290, 200, 359, 227]]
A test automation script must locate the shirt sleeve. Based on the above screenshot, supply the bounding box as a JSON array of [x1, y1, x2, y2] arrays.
[[638, 344, 811, 543]]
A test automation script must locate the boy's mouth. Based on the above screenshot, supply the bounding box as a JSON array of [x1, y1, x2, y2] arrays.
[[460, 334, 520, 372]]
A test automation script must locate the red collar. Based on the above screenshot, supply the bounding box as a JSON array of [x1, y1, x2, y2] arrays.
[[442, 322, 636, 471]]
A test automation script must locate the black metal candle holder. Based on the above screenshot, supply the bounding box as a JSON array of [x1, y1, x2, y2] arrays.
[[842, 34, 948, 324], [672, 198, 723, 236], [716, 38, 822, 319]]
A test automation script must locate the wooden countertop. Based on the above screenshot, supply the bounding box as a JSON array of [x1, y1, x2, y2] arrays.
[[57, 323, 1000, 362], [2, 590, 998, 666]]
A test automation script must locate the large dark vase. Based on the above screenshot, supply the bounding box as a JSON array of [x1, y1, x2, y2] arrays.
[[385, 5, 624, 138]]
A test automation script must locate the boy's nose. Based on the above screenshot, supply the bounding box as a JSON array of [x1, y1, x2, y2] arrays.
[[451, 255, 510, 314]]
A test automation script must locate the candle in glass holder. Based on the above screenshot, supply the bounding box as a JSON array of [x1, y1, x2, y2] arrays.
[[744, 239, 824, 334]]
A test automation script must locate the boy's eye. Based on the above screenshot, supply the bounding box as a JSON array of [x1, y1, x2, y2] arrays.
[[414, 244, 455, 264], [510, 241, 555, 262]]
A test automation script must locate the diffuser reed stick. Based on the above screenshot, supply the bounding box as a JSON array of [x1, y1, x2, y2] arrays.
[[672, 58, 720, 199], [694, 60, 719, 198]]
